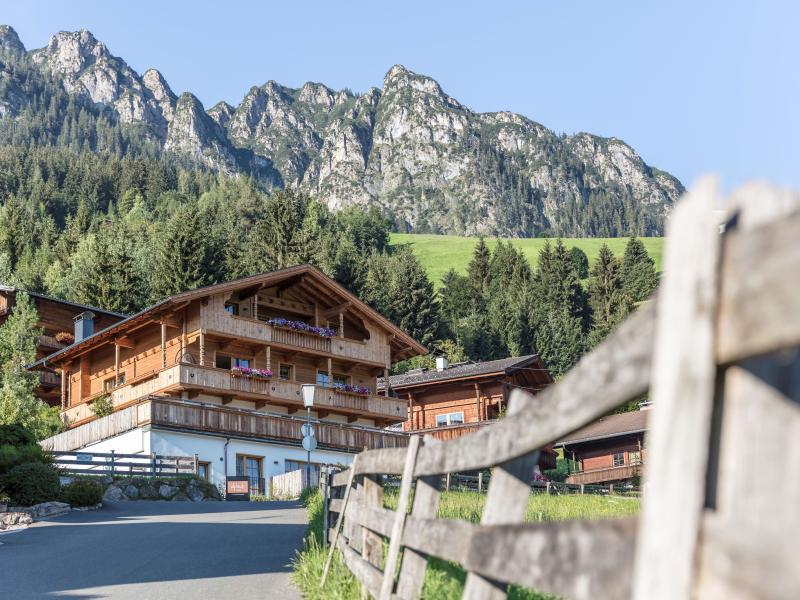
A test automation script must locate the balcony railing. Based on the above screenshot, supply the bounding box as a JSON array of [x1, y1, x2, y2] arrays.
[[565, 463, 643, 485], [44, 397, 409, 453], [269, 325, 332, 353], [38, 335, 66, 350], [38, 370, 61, 387]]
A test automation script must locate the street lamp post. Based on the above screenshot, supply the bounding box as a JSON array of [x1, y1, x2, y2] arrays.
[[301, 384, 315, 490]]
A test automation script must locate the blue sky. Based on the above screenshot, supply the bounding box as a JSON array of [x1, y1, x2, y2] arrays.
[[4, 1, 797, 191]]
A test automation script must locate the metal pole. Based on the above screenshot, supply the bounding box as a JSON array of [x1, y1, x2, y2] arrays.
[[306, 406, 311, 489]]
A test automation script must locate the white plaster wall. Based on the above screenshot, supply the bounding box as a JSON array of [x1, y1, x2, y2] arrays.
[[76, 428, 150, 455], [149, 430, 355, 493]]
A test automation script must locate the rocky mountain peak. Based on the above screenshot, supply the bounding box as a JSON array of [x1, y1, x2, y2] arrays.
[[0, 25, 24, 54], [36, 29, 109, 75], [208, 100, 235, 128]]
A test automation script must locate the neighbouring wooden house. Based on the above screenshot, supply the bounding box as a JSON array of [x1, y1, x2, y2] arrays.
[[380, 355, 557, 470], [30, 265, 427, 494], [557, 408, 649, 486], [0, 286, 126, 406]]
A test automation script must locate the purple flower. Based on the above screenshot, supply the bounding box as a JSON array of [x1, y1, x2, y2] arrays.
[[231, 367, 273, 378], [267, 318, 335, 338], [333, 382, 370, 395]]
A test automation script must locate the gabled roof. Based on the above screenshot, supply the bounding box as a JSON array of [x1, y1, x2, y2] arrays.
[[0, 285, 128, 319], [381, 354, 551, 390], [29, 264, 427, 368], [557, 410, 649, 446]]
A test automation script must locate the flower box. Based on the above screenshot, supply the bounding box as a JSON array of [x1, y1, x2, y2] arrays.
[[55, 331, 75, 345], [333, 383, 371, 396], [230, 367, 273, 379], [267, 318, 335, 338]]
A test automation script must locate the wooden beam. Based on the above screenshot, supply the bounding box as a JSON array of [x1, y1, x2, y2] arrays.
[[187, 390, 200, 399], [323, 302, 352, 319], [475, 383, 482, 422], [199, 329, 205, 366], [317, 410, 330, 419], [160, 322, 167, 369], [115, 336, 135, 349], [221, 395, 234, 405], [347, 415, 359, 423], [288, 407, 299, 415], [254, 400, 268, 410], [114, 343, 120, 384]]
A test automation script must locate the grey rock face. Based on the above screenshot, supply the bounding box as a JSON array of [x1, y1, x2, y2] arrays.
[[0, 511, 33, 530], [6, 26, 684, 236], [103, 485, 126, 502], [186, 485, 205, 502], [9, 501, 71, 520], [124, 484, 140, 499], [158, 484, 177, 499]]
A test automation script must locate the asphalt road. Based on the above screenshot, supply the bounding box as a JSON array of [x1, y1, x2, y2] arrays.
[[0, 500, 307, 600]]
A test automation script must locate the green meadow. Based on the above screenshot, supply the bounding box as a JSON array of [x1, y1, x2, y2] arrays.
[[292, 489, 639, 600], [389, 233, 664, 287]]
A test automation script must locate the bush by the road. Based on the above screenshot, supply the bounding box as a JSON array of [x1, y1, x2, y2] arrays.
[[60, 479, 103, 507], [0, 461, 60, 506]]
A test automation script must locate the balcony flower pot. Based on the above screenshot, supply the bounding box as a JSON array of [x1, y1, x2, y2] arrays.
[[230, 367, 273, 380], [267, 318, 335, 339], [55, 331, 75, 345], [332, 383, 371, 396]]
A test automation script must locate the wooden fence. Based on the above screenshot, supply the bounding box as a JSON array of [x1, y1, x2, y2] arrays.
[[320, 180, 800, 600], [270, 469, 306, 499], [47, 450, 197, 477]]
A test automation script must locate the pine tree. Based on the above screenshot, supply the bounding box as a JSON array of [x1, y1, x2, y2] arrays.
[[386, 249, 441, 348], [0, 292, 60, 439], [587, 244, 632, 347], [568, 246, 589, 279], [151, 202, 213, 298], [467, 237, 491, 293], [620, 237, 658, 302]]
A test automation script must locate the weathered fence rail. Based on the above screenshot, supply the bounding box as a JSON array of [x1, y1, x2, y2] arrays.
[[47, 450, 197, 477], [270, 468, 306, 499], [320, 180, 800, 600]]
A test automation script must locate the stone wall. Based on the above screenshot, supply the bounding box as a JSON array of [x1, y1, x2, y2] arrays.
[[99, 476, 222, 502]]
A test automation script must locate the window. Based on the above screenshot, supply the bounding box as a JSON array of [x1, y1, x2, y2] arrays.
[[629, 451, 642, 465], [279, 364, 294, 381], [435, 412, 465, 427], [215, 354, 250, 370], [613, 452, 625, 467], [102, 373, 126, 392], [235, 454, 264, 495], [333, 373, 349, 387], [316, 370, 330, 388], [224, 302, 239, 316], [197, 461, 211, 481]]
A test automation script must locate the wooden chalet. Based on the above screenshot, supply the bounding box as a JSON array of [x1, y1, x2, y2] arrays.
[[557, 408, 649, 486], [0, 286, 126, 406], [381, 355, 557, 470], [32, 265, 427, 494]]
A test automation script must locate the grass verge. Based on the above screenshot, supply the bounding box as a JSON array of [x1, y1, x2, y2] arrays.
[[292, 489, 639, 599]]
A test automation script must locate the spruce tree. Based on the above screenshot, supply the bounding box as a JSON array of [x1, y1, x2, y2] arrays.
[[467, 237, 491, 293], [587, 243, 632, 347], [151, 202, 213, 298], [386, 248, 441, 348], [0, 292, 60, 439], [620, 237, 658, 302], [568, 246, 590, 279]]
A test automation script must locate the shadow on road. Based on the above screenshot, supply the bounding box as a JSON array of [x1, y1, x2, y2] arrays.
[[2, 500, 307, 599]]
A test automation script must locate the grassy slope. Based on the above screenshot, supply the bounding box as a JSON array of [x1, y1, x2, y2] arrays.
[[293, 489, 640, 599], [390, 233, 664, 287]]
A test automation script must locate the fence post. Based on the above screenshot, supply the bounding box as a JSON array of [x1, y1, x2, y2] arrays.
[[478, 471, 483, 493], [609, 483, 614, 495], [546, 480, 551, 495], [151, 452, 157, 476], [580, 483, 585, 495], [193, 453, 198, 475], [361, 474, 383, 569], [445, 472, 451, 491], [110, 450, 115, 476], [321, 466, 330, 545]]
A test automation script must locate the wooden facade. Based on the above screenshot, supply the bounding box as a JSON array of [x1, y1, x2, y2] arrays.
[[0, 286, 126, 405], [558, 409, 648, 485], [30, 266, 427, 446], [382, 355, 556, 469]]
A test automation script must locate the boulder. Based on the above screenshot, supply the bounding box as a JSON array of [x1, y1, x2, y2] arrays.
[[158, 484, 177, 499], [140, 482, 158, 498], [103, 485, 126, 502], [124, 485, 140, 500], [0, 511, 33, 530], [186, 486, 205, 502], [8, 501, 71, 520], [172, 491, 189, 501]]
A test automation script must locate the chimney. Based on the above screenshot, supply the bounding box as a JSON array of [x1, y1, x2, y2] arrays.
[[73, 311, 95, 342], [435, 355, 448, 372]]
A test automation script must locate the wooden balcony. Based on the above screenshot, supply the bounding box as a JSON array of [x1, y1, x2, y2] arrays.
[[409, 421, 494, 442], [565, 463, 643, 485], [44, 397, 409, 454], [38, 334, 66, 351], [176, 364, 406, 422], [38, 370, 61, 388]]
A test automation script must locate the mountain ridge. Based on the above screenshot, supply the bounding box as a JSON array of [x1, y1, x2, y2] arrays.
[[0, 25, 684, 237]]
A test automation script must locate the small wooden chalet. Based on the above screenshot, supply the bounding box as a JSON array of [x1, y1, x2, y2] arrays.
[[381, 355, 556, 470], [557, 408, 649, 486], [0, 286, 126, 405], [31, 265, 427, 494]]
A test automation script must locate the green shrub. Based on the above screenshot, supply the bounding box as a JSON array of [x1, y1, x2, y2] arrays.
[[0, 462, 60, 506], [0, 443, 52, 476], [90, 395, 113, 417], [0, 423, 37, 447], [60, 479, 103, 507]]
